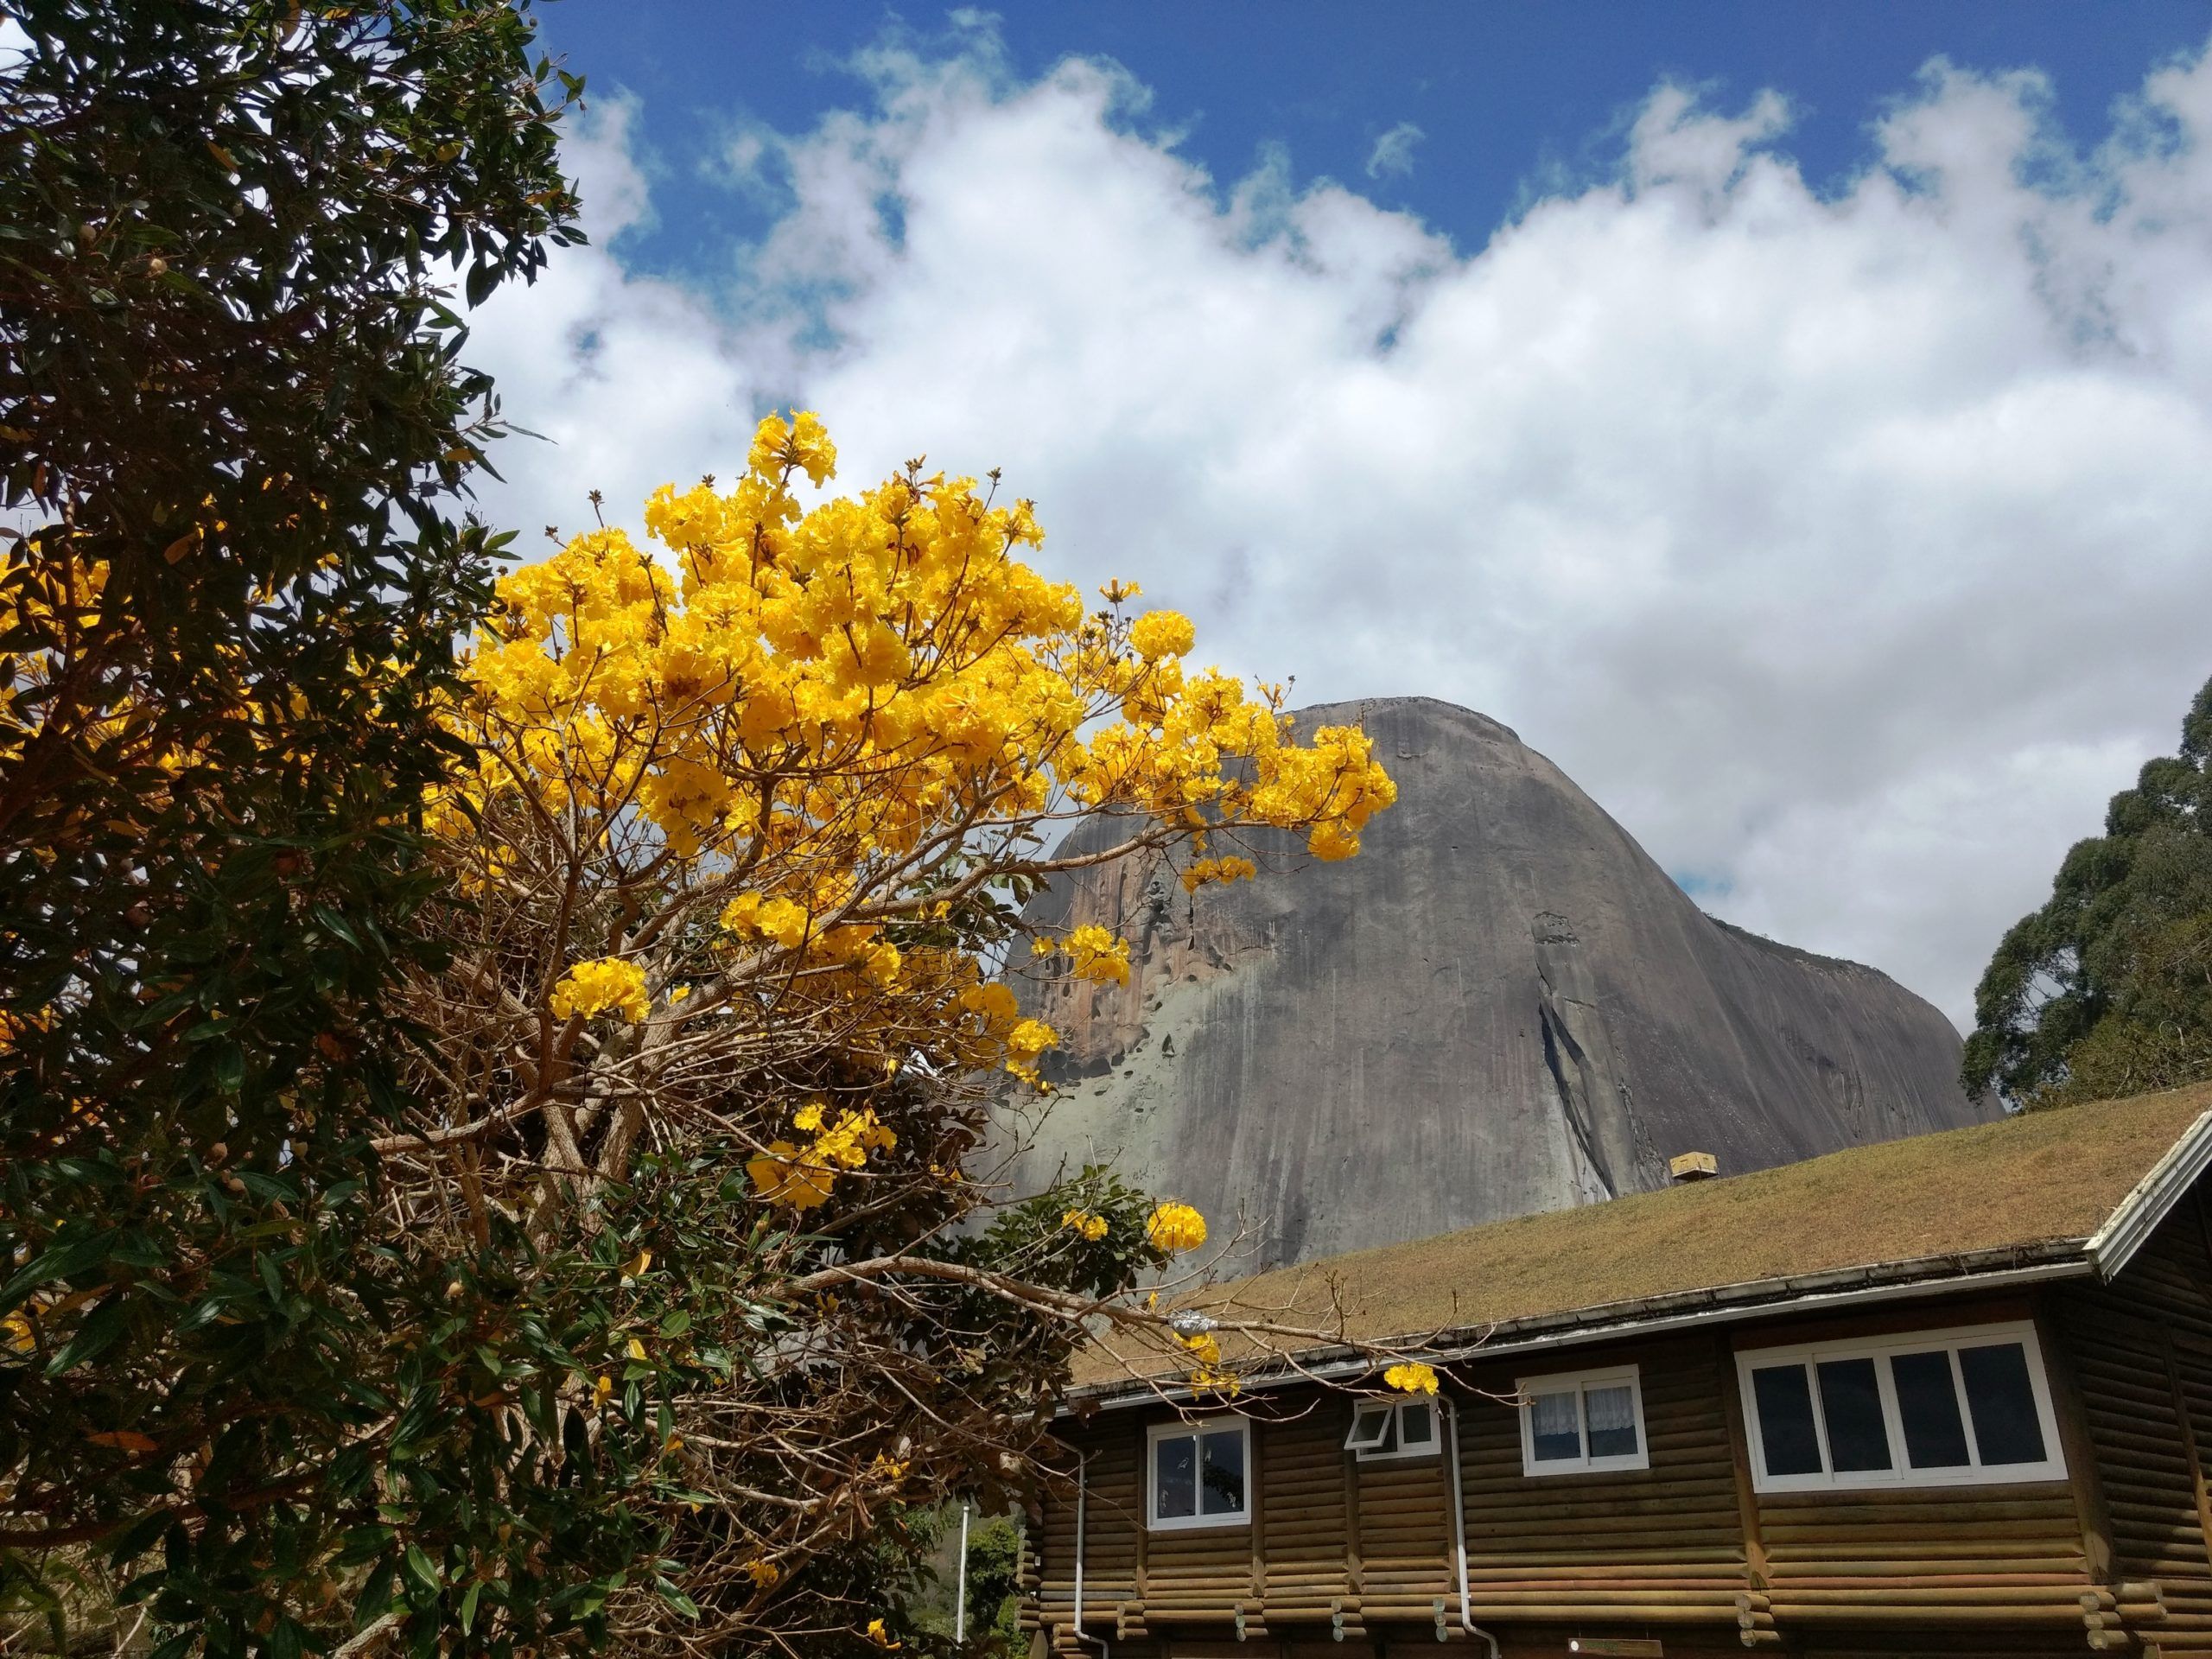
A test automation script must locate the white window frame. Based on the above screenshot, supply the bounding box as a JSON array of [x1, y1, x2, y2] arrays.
[[1344, 1395, 1443, 1463], [1516, 1364, 1649, 1476], [1734, 1319, 2068, 1495], [1146, 1415, 1253, 1532]]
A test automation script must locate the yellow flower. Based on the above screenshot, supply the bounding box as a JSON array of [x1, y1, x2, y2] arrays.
[[1384, 1361, 1439, 1395], [1060, 924, 1131, 987], [1181, 854, 1259, 893], [744, 1558, 782, 1590], [1005, 1018, 1058, 1068], [1188, 1364, 1242, 1399], [747, 1141, 836, 1210], [550, 957, 650, 1024], [1061, 1207, 1110, 1242], [756, 896, 810, 950], [1146, 1200, 1206, 1255], [1129, 608, 1196, 660], [747, 1107, 897, 1209], [1180, 1330, 1221, 1366], [591, 1374, 613, 1408], [866, 1618, 901, 1649], [626, 1337, 648, 1363]]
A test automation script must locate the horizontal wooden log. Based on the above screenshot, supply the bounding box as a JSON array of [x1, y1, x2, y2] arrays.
[[1452, 1579, 1748, 1597], [1465, 1566, 1748, 1585], [1465, 1545, 1748, 1568], [1471, 1591, 1738, 1610], [1462, 1605, 1742, 1624], [1764, 1557, 2086, 1577]]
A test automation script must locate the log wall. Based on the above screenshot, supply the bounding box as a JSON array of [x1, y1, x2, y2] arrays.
[[1451, 1333, 1749, 1626], [2050, 1189, 2212, 1652]]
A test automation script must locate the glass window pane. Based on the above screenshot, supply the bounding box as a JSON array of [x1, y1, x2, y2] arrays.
[[1156, 1434, 1196, 1518], [1398, 1402, 1435, 1448], [1199, 1428, 1246, 1515], [1751, 1363, 1823, 1478], [1585, 1384, 1639, 1459], [1346, 1403, 1391, 1451], [1529, 1390, 1582, 1462], [1891, 1350, 1972, 1469], [1816, 1357, 1893, 1472], [1959, 1343, 2047, 1466]]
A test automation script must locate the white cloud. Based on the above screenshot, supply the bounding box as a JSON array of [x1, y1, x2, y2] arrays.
[[467, 29, 2212, 1027], [1366, 119, 1425, 180]]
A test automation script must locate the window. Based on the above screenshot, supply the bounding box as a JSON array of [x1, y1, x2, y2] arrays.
[[1344, 1396, 1441, 1462], [1735, 1320, 2067, 1493], [1516, 1365, 1649, 1475], [1147, 1417, 1251, 1530]]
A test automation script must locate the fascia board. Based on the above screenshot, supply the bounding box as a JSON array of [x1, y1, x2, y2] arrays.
[[2086, 1108, 2212, 1281]]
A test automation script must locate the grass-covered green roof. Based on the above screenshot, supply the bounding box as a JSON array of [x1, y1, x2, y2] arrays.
[[1075, 1080, 2212, 1395]]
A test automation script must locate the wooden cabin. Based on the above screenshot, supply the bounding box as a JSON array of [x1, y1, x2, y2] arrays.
[[1027, 1081, 2212, 1658]]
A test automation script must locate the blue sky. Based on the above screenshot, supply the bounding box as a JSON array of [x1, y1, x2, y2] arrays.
[[473, 6, 2212, 1024], [537, 3, 2212, 281]]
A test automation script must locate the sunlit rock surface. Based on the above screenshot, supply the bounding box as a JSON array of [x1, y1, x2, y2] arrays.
[[995, 696, 1992, 1273]]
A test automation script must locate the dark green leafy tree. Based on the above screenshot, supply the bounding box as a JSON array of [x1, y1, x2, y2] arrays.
[[0, 2, 580, 1651], [961, 1517, 1025, 1650], [1963, 673, 2212, 1109]]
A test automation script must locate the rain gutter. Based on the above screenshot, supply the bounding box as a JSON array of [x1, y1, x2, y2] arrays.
[[1073, 1246, 2096, 1414]]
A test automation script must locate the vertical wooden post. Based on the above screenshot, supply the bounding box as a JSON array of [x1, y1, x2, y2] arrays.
[[2037, 1299, 2119, 1584], [2191, 1189, 2212, 1309], [1250, 1418, 1268, 1606], [1343, 1433, 1364, 1606], [1133, 1418, 1150, 1608], [1714, 1331, 1770, 1592], [2158, 1329, 2212, 1572]]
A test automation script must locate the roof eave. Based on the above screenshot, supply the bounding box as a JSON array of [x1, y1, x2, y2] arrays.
[[2085, 1108, 2212, 1280], [1069, 1240, 2096, 1414]]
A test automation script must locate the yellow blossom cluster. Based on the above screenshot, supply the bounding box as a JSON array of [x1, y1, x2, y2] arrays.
[[1180, 855, 1257, 893], [1128, 609, 1196, 660], [1061, 1208, 1110, 1241], [0, 552, 109, 772], [743, 1560, 782, 1591], [549, 957, 651, 1024], [1036, 924, 1132, 987], [746, 1103, 898, 1210], [1384, 1361, 1440, 1395], [1188, 1365, 1243, 1400], [1146, 1201, 1207, 1255]]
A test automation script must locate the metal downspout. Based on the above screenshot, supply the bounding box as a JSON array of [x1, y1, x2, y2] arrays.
[[1442, 1395, 1499, 1659], [1071, 1450, 1110, 1659], [956, 1502, 971, 1645]]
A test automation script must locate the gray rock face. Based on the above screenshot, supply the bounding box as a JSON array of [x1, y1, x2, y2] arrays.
[[996, 696, 1993, 1273]]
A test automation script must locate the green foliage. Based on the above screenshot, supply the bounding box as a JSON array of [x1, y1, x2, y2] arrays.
[[0, 1, 579, 1651], [904, 1510, 1023, 1655], [963, 1517, 1025, 1651], [1963, 674, 2212, 1109]]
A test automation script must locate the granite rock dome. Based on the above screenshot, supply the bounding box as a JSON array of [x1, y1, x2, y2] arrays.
[[995, 696, 1993, 1273]]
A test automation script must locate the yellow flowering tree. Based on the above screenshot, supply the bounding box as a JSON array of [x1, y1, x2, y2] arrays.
[[368, 412, 1400, 1651]]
